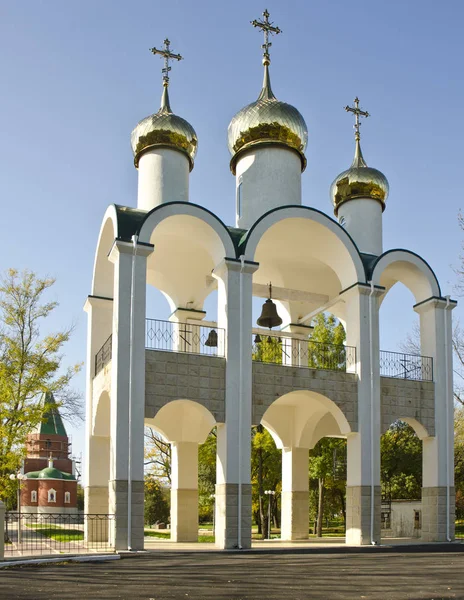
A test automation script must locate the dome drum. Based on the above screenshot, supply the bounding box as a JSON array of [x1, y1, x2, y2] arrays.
[[331, 166, 389, 216]]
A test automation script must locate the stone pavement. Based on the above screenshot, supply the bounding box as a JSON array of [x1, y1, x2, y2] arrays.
[[1, 544, 464, 599]]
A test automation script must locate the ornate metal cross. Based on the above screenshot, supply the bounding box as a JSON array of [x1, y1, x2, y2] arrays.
[[345, 97, 369, 140], [251, 9, 281, 65], [150, 38, 183, 87]]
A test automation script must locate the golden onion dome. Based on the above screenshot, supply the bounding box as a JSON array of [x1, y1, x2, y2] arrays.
[[228, 64, 308, 174], [330, 139, 389, 216], [131, 85, 198, 170]]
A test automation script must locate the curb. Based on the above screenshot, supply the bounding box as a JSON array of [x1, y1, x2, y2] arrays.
[[0, 554, 120, 569]]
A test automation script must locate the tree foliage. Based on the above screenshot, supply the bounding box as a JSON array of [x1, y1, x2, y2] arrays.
[[144, 427, 171, 485], [308, 313, 346, 370], [0, 269, 82, 505], [381, 420, 422, 500], [144, 475, 170, 526]]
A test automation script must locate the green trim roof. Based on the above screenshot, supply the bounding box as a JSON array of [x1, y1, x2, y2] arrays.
[[25, 467, 76, 481], [33, 392, 67, 437]]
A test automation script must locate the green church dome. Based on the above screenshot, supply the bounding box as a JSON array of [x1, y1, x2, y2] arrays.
[[38, 467, 63, 479]]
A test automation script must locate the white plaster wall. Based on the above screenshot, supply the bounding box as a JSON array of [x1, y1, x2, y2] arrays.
[[382, 500, 422, 538], [235, 147, 301, 229], [337, 198, 383, 256], [137, 148, 189, 211]]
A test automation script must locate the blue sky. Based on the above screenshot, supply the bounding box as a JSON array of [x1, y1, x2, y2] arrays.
[[1, 0, 463, 462]]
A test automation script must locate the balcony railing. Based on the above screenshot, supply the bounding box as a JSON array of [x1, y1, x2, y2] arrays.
[[252, 332, 356, 373], [380, 350, 433, 382], [95, 334, 112, 375], [93, 322, 433, 383], [146, 319, 225, 357]]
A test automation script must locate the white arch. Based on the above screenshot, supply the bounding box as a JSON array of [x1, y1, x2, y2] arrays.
[[242, 206, 366, 289], [138, 202, 236, 262], [145, 399, 216, 444], [400, 417, 430, 441], [91, 206, 118, 298], [92, 390, 110, 437], [371, 250, 441, 305], [261, 390, 352, 449]]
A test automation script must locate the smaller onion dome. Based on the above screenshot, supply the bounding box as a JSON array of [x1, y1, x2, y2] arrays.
[[131, 84, 198, 170], [331, 99, 389, 216], [228, 64, 308, 174]]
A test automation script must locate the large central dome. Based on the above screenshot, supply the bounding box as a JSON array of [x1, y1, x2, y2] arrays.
[[228, 65, 308, 174]]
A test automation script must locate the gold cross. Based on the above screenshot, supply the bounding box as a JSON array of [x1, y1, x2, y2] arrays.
[[345, 97, 370, 140], [150, 38, 183, 87], [251, 9, 281, 65]]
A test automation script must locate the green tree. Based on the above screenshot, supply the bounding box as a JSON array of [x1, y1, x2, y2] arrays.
[[381, 420, 422, 500], [308, 313, 346, 370], [251, 425, 281, 538], [252, 335, 282, 365], [144, 427, 171, 485], [0, 269, 82, 506], [144, 475, 170, 526], [309, 438, 347, 536], [198, 430, 216, 523]]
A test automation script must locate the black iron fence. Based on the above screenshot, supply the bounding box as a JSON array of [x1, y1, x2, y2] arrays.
[[4, 512, 115, 557], [380, 350, 433, 382], [146, 319, 225, 357], [252, 332, 357, 373], [95, 335, 112, 375]]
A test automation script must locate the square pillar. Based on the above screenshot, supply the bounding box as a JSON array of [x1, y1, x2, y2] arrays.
[[343, 284, 382, 545], [415, 297, 456, 541], [281, 447, 309, 540], [108, 240, 153, 551], [171, 441, 199, 542], [83, 295, 113, 542], [213, 258, 258, 549]]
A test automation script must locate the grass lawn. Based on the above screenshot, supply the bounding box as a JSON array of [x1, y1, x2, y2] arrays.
[[26, 524, 84, 542], [455, 520, 464, 537], [144, 530, 215, 543]]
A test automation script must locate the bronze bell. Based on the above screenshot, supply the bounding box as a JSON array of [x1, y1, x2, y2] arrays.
[[205, 329, 218, 347], [254, 334, 262, 345], [257, 283, 282, 330]]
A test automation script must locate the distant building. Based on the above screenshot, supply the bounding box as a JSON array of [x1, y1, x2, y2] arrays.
[[21, 392, 77, 514]]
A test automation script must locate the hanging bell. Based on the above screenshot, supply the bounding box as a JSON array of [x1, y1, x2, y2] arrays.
[[257, 283, 282, 330], [254, 334, 262, 345], [205, 329, 218, 347]]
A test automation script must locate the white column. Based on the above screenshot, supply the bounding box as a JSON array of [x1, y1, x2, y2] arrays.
[[414, 297, 456, 541], [213, 258, 259, 549], [281, 324, 311, 367], [171, 441, 199, 542], [281, 447, 309, 540], [108, 240, 153, 550], [169, 308, 206, 354], [137, 148, 190, 211], [83, 295, 113, 542], [343, 284, 382, 545]]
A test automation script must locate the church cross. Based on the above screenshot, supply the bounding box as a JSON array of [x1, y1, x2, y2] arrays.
[[345, 97, 369, 140], [150, 38, 183, 87], [251, 9, 281, 65]]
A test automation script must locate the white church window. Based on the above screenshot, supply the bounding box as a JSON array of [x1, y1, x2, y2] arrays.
[[31, 491, 37, 503], [48, 489, 56, 503], [237, 180, 243, 218], [64, 491, 71, 504]]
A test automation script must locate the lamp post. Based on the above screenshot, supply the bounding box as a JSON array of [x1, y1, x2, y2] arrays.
[[264, 490, 275, 539], [9, 473, 27, 544]]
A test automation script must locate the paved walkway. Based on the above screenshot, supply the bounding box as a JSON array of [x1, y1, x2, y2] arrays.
[[2, 545, 464, 599]]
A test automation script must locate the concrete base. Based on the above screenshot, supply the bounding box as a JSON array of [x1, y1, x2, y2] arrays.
[[215, 483, 252, 550], [346, 485, 381, 545], [421, 487, 455, 542], [171, 489, 198, 542], [109, 480, 144, 551], [85, 485, 109, 542], [281, 491, 309, 540]]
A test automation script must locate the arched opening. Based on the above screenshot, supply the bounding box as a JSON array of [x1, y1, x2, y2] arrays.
[[258, 389, 352, 542], [144, 399, 217, 543], [380, 419, 426, 540]]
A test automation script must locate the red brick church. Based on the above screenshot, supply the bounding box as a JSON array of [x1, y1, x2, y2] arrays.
[[21, 392, 77, 513]]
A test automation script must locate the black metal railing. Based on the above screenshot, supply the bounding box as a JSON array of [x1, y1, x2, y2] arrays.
[[95, 334, 112, 375], [146, 319, 225, 357], [252, 332, 356, 373], [380, 350, 433, 382], [4, 512, 115, 557]]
